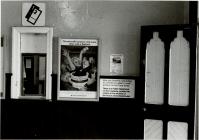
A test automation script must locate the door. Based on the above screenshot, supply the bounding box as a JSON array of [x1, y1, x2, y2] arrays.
[[140, 25, 197, 140]]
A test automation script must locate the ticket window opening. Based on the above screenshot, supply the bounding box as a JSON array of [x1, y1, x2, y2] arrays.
[[11, 27, 53, 100], [22, 54, 46, 96]]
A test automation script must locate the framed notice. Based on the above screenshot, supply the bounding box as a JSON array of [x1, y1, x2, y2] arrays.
[[58, 39, 98, 101], [110, 54, 123, 75], [100, 76, 136, 98]]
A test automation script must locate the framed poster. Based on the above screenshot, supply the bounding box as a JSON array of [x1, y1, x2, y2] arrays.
[[100, 76, 136, 98], [58, 39, 99, 101]]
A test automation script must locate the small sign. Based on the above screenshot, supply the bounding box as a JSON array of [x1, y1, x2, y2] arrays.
[[100, 76, 135, 98], [22, 3, 45, 26], [110, 54, 123, 75], [60, 39, 98, 46]]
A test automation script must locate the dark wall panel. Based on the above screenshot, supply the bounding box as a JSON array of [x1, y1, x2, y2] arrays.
[[1, 98, 143, 139]]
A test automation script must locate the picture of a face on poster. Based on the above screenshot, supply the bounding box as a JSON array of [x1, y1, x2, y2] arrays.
[[58, 39, 98, 100]]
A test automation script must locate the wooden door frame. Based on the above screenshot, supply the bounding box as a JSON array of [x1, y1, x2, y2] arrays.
[[11, 27, 53, 100]]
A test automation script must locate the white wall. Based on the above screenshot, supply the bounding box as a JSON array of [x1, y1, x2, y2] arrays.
[[1, 1, 188, 76]]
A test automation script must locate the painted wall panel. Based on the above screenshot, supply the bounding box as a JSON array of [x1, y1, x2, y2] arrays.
[[169, 31, 190, 106], [167, 121, 188, 140], [145, 32, 165, 104], [21, 34, 47, 53], [144, 119, 163, 140]]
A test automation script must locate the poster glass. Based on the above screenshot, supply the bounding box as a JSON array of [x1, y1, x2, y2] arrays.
[[58, 39, 98, 101]]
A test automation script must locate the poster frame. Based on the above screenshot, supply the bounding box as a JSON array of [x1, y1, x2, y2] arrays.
[[57, 38, 99, 101]]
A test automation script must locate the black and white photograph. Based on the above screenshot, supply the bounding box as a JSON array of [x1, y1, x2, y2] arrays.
[[58, 39, 98, 100], [0, 0, 198, 139]]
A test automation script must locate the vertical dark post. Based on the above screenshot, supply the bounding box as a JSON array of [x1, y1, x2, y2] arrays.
[[189, 2, 198, 139], [189, 1, 198, 25], [5, 73, 12, 99], [188, 24, 197, 140], [51, 74, 57, 102]]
